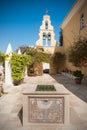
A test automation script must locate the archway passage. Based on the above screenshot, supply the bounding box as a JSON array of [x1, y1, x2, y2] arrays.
[[43, 62, 50, 73]]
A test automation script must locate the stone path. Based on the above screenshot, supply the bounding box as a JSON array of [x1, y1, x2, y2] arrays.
[[52, 74, 87, 130], [0, 74, 87, 130]]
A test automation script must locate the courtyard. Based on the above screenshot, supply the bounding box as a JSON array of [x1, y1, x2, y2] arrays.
[[0, 73, 87, 130], [0, 0, 87, 129]]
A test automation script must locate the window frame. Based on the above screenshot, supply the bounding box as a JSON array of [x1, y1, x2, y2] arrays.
[[80, 13, 85, 30]]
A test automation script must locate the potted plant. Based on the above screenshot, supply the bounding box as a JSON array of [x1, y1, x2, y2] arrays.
[[73, 70, 84, 84], [29, 67, 34, 76]]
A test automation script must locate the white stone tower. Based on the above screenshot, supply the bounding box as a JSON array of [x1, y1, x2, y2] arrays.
[[36, 13, 57, 47], [5, 43, 13, 85]]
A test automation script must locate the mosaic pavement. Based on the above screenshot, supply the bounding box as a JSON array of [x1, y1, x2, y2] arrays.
[[29, 97, 64, 123]]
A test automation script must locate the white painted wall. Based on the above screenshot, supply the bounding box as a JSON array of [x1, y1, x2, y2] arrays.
[[5, 59, 13, 85], [5, 43, 13, 85], [0, 63, 3, 73]]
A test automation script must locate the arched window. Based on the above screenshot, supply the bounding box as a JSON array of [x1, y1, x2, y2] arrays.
[[45, 21, 48, 30], [80, 13, 85, 29]]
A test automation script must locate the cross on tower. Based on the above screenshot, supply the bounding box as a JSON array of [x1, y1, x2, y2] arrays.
[[46, 8, 48, 14]]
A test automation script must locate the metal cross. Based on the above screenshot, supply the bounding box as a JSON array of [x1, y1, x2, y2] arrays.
[[46, 8, 48, 14]]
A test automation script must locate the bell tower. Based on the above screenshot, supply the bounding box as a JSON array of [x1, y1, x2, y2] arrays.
[[36, 13, 57, 47]]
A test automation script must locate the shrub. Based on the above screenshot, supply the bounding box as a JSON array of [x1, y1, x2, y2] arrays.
[[36, 85, 56, 91], [0, 51, 6, 66], [10, 53, 31, 84], [68, 37, 87, 67], [73, 70, 84, 79]]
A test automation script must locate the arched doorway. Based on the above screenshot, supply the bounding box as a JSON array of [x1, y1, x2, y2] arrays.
[[43, 62, 50, 74]]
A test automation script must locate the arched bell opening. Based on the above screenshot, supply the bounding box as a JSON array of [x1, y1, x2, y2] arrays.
[[45, 21, 48, 30], [43, 62, 50, 74], [43, 33, 46, 46], [47, 33, 51, 46]]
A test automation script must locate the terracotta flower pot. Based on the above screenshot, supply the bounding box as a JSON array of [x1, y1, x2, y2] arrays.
[[75, 77, 82, 84], [13, 78, 24, 85]]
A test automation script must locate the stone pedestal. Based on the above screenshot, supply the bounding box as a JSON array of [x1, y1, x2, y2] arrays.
[[22, 84, 76, 130]]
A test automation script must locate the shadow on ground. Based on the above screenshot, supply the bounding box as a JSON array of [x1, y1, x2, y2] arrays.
[[18, 107, 23, 125], [51, 74, 87, 103]]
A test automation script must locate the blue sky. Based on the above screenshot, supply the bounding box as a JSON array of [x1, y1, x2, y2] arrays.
[[0, 0, 75, 52]]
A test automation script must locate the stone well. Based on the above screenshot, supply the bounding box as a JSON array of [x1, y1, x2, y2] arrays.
[[22, 84, 71, 130]]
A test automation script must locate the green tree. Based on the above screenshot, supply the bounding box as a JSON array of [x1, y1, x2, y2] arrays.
[[10, 53, 31, 84], [18, 46, 51, 64], [17, 46, 51, 75], [68, 37, 87, 67]]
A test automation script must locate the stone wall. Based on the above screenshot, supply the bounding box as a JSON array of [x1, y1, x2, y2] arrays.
[[50, 61, 66, 75], [34, 62, 43, 76]]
